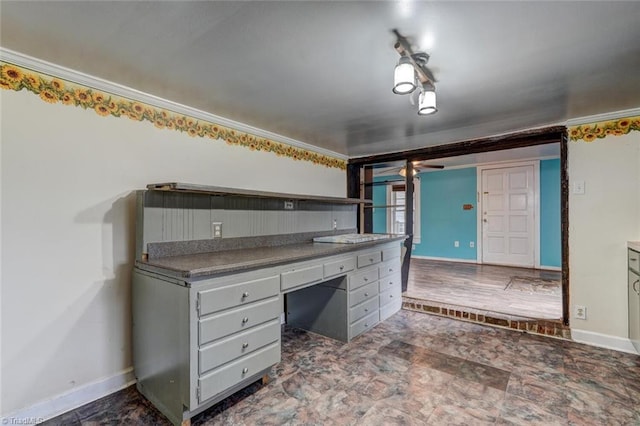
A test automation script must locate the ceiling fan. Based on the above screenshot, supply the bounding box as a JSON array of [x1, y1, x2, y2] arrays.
[[389, 160, 445, 177]]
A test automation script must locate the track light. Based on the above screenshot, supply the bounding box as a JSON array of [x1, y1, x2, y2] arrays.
[[392, 29, 438, 116], [393, 56, 417, 95], [418, 86, 437, 115]]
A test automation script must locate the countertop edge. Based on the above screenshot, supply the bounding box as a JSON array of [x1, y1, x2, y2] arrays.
[[135, 236, 406, 279]]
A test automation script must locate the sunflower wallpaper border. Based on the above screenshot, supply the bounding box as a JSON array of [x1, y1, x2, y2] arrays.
[[0, 62, 346, 170], [569, 116, 640, 142]]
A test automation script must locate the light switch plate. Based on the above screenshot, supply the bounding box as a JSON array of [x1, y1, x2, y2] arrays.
[[573, 180, 585, 195]]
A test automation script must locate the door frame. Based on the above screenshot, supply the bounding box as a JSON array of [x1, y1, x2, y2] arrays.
[[346, 126, 569, 326], [476, 160, 541, 268]]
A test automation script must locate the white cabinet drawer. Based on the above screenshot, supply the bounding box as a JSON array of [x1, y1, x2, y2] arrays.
[[281, 264, 324, 291], [379, 284, 402, 308], [349, 311, 379, 339], [349, 268, 378, 291], [378, 272, 401, 293], [379, 259, 401, 279], [198, 319, 280, 375], [350, 281, 378, 307], [324, 257, 355, 279], [630, 249, 640, 274], [382, 246, 401, 261], [198, 275, 279, 316], [357, 251, 382, 268], [198, 342, 280, 403], [199, 297, 280, 345], [380, 298, 402, 322], [349, 296, 379, 324]]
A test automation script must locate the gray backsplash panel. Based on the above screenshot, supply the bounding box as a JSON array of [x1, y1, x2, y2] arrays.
[[136, 190, 358, 258]]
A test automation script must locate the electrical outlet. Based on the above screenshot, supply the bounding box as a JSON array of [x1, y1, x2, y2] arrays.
[[470, 241, 475, 248], [573, 181, 585, 195], [333, 219, 337, 230], [454, 241, 459, 248], [284, 200, 294, 210], [574, 305, 587, 320], [212, 222, 222, 238]]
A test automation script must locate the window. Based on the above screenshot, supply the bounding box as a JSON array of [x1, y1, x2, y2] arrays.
[[386, 179, 420, 242]]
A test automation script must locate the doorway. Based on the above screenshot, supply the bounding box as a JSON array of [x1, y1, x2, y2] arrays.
[[349, 128, 568, 324]]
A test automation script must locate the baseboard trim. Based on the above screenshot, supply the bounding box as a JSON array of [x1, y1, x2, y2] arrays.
[[1, 368, 135, 423], [539, 266, 561, 271], [411, 255, 478, 264], [571, 329, 639, 354]]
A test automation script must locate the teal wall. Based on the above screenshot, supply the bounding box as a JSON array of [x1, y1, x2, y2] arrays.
[[414, 168, 477, 260], [540, 158, 561, 267], [372, 160, 561, 266]]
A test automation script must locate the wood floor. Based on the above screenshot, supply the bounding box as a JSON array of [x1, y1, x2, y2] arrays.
[[406, 258, 562, 320]]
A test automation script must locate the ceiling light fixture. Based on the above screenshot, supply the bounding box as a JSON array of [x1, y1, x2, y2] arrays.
[[398, 167, 417, 177], [393, 56, 417, 94], [392, 29, 438, 116], [418, 86, 437, 115]]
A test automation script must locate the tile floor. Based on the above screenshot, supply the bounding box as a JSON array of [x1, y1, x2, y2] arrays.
[[43, 310, 639, 425]]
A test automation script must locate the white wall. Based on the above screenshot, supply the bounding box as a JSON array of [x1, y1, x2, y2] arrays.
[[0, 89, 345, 416], [569, 131, 640, 338]]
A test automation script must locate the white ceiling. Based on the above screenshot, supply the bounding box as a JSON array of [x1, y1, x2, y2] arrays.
[[2, 1, 639, 157]]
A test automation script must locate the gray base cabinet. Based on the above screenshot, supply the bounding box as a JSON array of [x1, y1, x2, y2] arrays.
[[286, 242, 401, 342], [133, 240, 402, 425], [629, 248, 640, 352], [133, 267, 282, 425]]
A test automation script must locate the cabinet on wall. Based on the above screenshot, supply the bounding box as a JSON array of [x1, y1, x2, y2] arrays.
[[629, 248, 640, 352]]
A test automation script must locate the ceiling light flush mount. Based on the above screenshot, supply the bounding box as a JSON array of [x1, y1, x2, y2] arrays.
[[392, 29, 438, 116]]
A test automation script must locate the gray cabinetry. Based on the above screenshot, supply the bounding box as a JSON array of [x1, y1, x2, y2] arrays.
[[133, 268, 281, 426], [286, 241, 402, 342], [629, 248, 640, 352]]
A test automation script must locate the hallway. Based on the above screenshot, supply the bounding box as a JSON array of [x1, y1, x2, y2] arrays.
[[406, 258, 562, 320]]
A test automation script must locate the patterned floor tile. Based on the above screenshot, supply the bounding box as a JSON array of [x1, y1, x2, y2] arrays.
[[40, 310, 639, 426]]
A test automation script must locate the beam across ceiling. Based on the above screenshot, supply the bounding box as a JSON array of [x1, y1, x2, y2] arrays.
[[348, 126, 566, 166]]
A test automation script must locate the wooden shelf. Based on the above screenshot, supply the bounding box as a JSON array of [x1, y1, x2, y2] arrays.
[[146, 182, 372, 204]]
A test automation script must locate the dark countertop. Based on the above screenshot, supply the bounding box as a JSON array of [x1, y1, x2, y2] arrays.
[[135, 236, 405, 279]]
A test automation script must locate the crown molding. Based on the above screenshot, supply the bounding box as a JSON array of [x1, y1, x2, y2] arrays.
[[566, 108, 640, 127], [0, 47, 347, 161]]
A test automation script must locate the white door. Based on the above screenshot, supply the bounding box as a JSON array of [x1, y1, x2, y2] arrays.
[[481, 165, 535, 267]]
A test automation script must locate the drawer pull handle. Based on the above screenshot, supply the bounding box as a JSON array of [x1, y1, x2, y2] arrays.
[[242, 292, 249, 298], [339, 265, 344, 270], [364, 293, 369, 297], [634, 280, 639, 294], [631, 258, 638, 262], [389, 268, 393, 272], [242, 317, 249, 324], [364, 323, 369, 327], [390, 294, 394, 298], [364, 277, 368, 281], [364, 308, 368, 312], [242, 367, 249, 374], [369, 258, 374, 262], [242, 342, 249, 349]]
